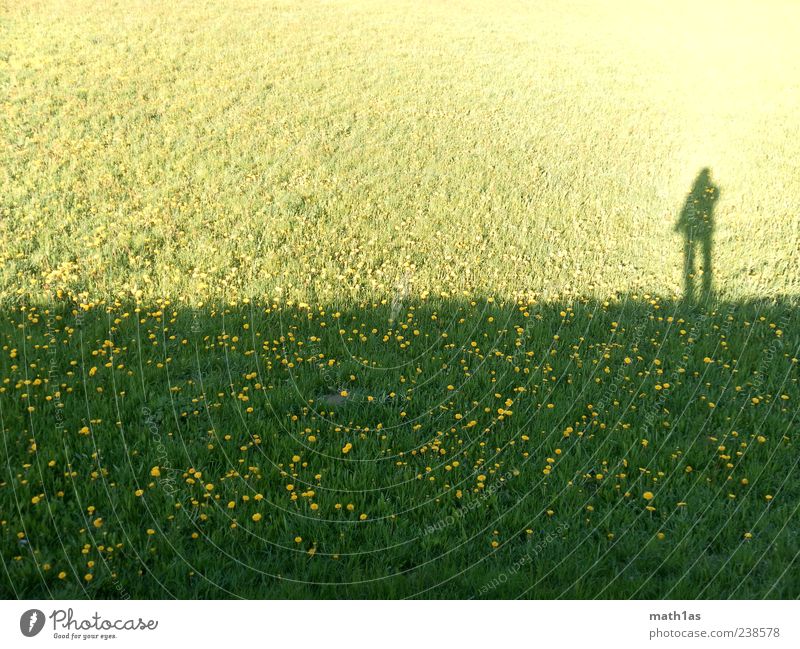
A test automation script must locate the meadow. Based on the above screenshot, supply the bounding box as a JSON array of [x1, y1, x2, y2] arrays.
[[1, 0, 799, 598]]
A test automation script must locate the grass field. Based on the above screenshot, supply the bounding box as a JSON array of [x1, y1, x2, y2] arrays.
[[1, 0, 799, 598]]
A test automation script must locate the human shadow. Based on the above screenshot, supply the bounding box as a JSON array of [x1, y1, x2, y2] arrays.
[[675, 168, 719, 303]]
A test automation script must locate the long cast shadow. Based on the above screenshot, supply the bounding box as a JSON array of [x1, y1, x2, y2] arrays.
[[675, 168, 720, 303]]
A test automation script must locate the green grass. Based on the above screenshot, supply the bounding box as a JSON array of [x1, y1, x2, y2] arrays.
[[2, 0, 799, 304], [1, 0, 799, 598], [1, 296, 798, 598]]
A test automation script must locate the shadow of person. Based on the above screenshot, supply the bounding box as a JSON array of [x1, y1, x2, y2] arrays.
[[675, 168, 719, 303]]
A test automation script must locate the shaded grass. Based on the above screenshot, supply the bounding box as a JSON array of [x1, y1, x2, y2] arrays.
[[1, 294, 798, 598]]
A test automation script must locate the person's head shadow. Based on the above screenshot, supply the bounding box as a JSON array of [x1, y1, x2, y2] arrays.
[[675, 167, 719, 303]]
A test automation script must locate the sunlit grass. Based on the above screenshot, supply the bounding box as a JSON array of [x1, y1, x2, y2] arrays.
[[2, 0, 799, 304]]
